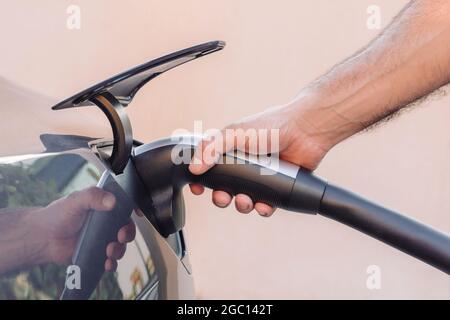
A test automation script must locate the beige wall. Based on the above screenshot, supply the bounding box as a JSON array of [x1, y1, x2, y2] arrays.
[[1, 0, 449, 298]]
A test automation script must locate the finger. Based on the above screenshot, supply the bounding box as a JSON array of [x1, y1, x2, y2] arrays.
[[105, 258, 118, 272], [234, 194, 254, 214], [188, 139, 218, 175], [66, 186, 116, 213], [117, 221, 136, 244], [189, 184, 205, 195], [255, 202, 276, 217], [212, 190, 232, 208], [189, 128, 233, 175], [106, 242, 127, 260]]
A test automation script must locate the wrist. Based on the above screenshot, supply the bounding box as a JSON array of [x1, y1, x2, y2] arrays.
[[287, 93, 362, 151], [22, 208, 51, 266]]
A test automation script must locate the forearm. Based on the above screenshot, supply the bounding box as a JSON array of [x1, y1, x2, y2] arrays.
[[292, 0, 450, 148], [0, 208, 47, 274]]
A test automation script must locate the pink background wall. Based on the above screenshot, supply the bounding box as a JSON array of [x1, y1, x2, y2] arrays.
[[0, 0, 448, 298]]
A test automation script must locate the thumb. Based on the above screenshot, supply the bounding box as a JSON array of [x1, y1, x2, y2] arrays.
[[189, 127, 235, 175], [64, 187, 116, 215]]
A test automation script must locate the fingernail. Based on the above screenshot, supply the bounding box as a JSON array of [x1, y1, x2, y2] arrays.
[[216, 202, 228, 208], [102, 193, 116, 208], [239, 204, 251, 213]]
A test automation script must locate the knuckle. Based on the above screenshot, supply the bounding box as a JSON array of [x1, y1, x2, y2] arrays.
[[72, 186, 97, 202], [86, 186, 102, 197]]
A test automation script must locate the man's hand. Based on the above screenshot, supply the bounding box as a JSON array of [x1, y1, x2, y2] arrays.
[[188, 103, 333, 217], [188, 0, 450, 217], [30, 187, 135, 271]]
